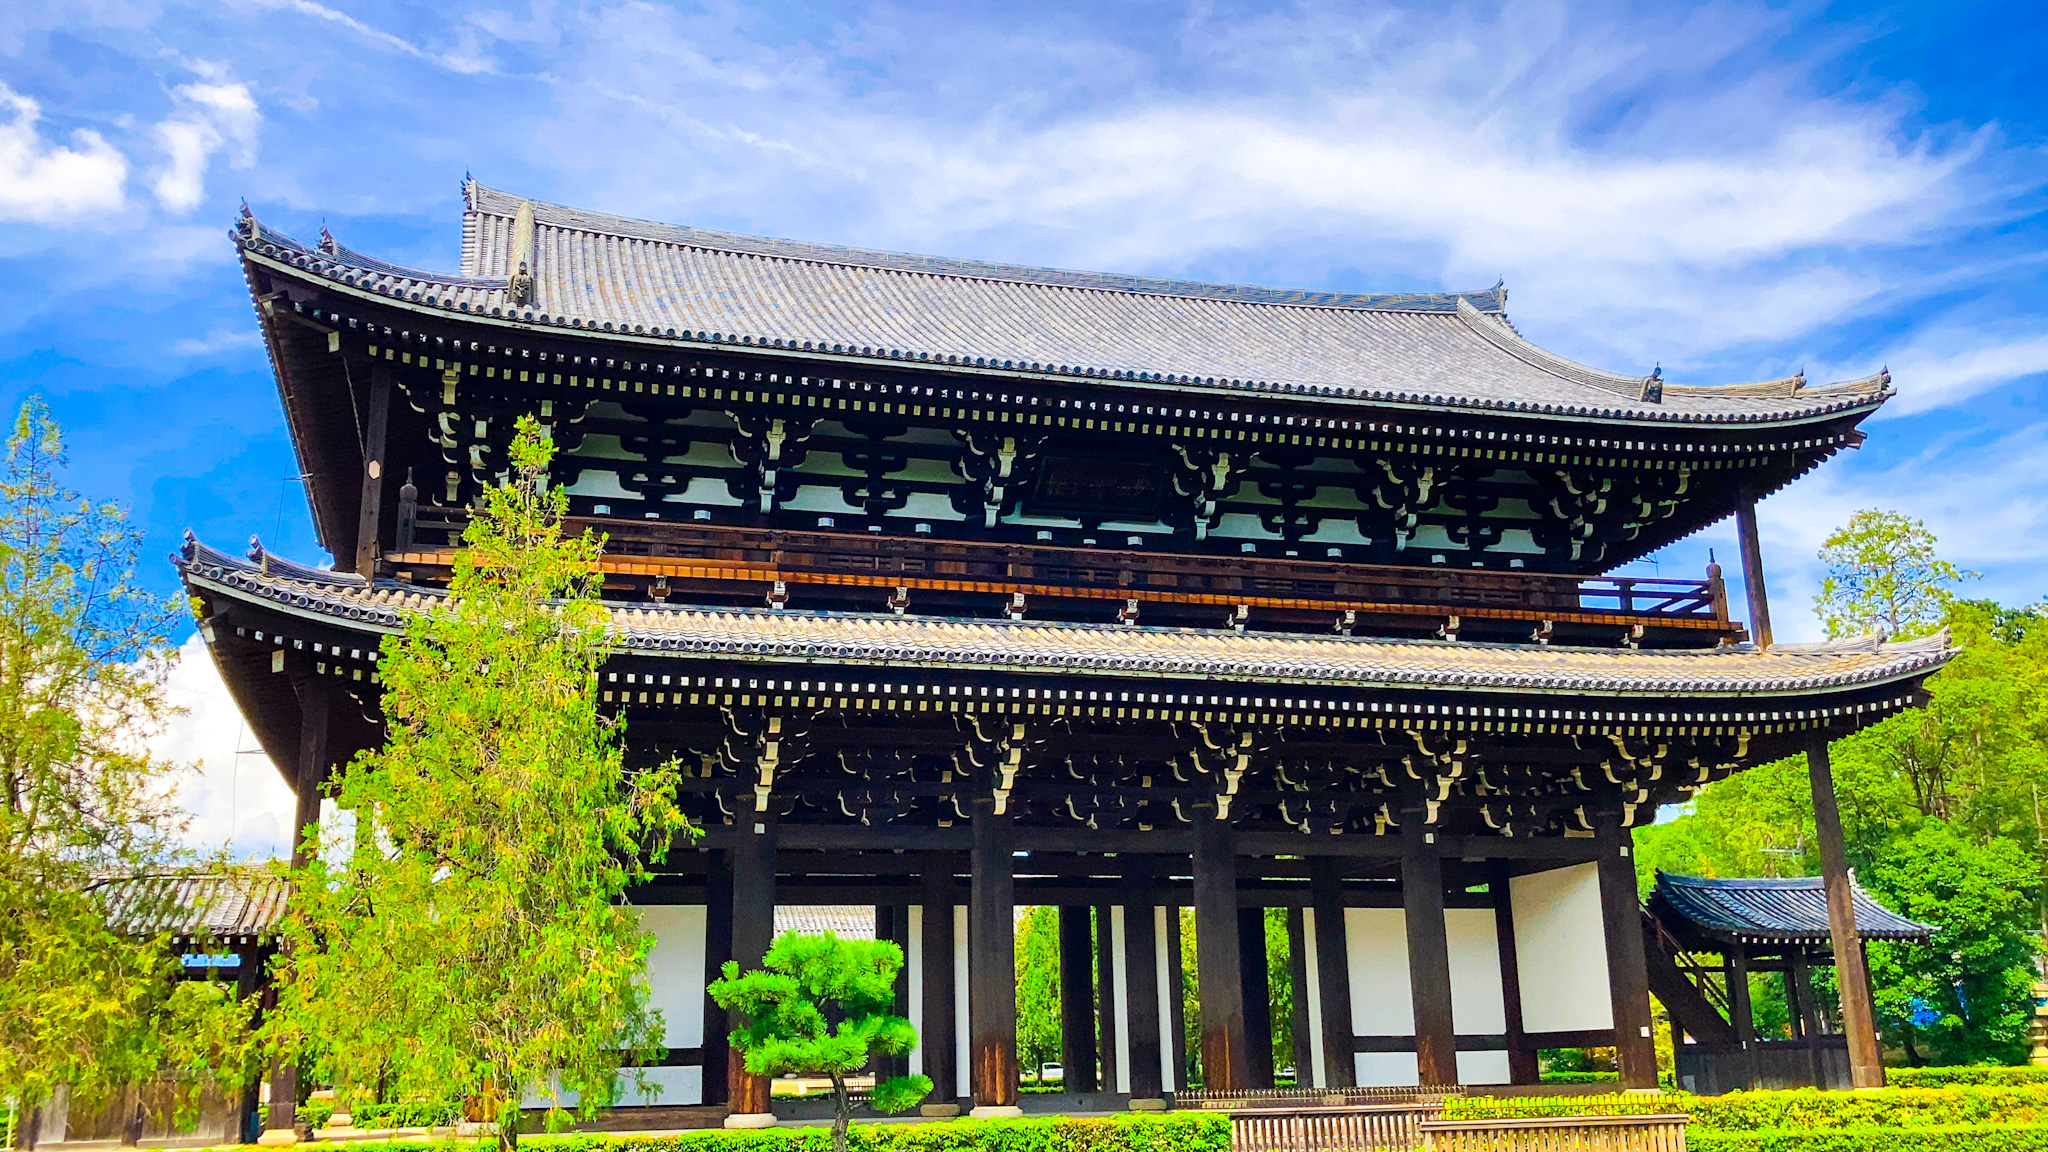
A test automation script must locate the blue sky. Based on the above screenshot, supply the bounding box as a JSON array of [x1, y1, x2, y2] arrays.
[[2, 0, 2044, 854]]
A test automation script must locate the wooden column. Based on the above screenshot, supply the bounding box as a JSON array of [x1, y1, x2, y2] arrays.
[[1791, 950, 1827, 1085], [1809, 734, 1885, 1088], [967, 801, 1020, 1115], [919, 856, 958, 1108], [1058, 905, 1099, 1093], [1735, 497, 1772, 649], [1310, 857, 1356, 1088], [1193, 817, 1250, 1091], [701, 850, 734, 1105], [1123, 858, 1165, 1102], [266, 683, 332, 1138], [1728, 950, 1755, 1044], [1094, 903, 1119, 1093], [1401, 820, 1458, 1088], [875, 906, 909, 1080], [1285, 910, 1314, 1087], [353, 362, 392, 579], [1489, 861, 1539, 1084], [725, 815, 777, 1125], [1239, 906, 1275, 1088], [1166, 901, 1188, 1092], [1594, 813, 1658, 1090]]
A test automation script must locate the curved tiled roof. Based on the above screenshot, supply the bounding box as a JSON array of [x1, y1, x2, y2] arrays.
[[1651, 872, 1932, 945], [180, 539, 1952, 698], [230, 181, 1891, 426], [97, 870, 290, 942]]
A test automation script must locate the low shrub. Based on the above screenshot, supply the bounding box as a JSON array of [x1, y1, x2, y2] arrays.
[[353, 1100, 464, 1128], [1889, 1067, 2048, 1089], [358, 1113, 1230, 1152], [1441, 1085, 2048, 1129], [1690, 1123, 2048, 1152], [1538, 1072, 1619, 1084]]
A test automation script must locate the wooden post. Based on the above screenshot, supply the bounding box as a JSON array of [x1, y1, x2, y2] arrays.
[[1239, 906, 1275, 1088], [1728, 950, 1755, 1044], [1735, 497, 1772, 649], [1285, 909, 1314, 1087], [1193, 816, 1250, 1092], [1166, 901, 1188, 1093], [1094, 903, 1119, 1093], [1123, 858, 1165, 1102], [968, 800, 1020, 1116], [874, 906, 908, 1080], [919, 856, 959, 1109], [1310, 857, 1356, 1088], [1490, 861, 1539, 1084], [725, 814, 777, 1126], [1594, 812, 1658, 1090], [1401, 820, 1459, 1088], [1058, 905, 1099, 1093], [1791, 950, 1827, 1086], [353, 362, 392, 579], [265, 683, 331, 1141], [701, 850, 734, 1106], [1809, 733, 1885, 1088]]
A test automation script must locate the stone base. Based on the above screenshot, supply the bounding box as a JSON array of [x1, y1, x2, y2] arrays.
[[256, 1128, 299, 1147], [724, 1112, 779, 1129], [919, 1103, 963, 1118], [967, 1106, 1025, 1119], [1127, 1098, 1168, 1112]]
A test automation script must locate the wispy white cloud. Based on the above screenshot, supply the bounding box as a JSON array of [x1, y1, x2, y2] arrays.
[[1871, 326, 2048, 417], [171, 327, 263, 356], [0, 81, 128, 223], [151, 78, 260, 212]]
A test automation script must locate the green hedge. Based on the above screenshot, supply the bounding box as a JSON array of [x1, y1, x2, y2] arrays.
[[1889, 1067, 2048, 1089], [1538, 1072, 1620, 1084], [355, 1113, 1230, 1152], [352, 1100, 464, 1128], [1690, 1123, 2048, 1152], [1441, 1085, 2048, 1129]]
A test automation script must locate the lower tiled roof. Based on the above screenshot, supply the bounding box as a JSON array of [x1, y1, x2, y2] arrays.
[[97, 870, 289, 942], [1651, 872, 1932, 944], [179, 538, 1952, 697]]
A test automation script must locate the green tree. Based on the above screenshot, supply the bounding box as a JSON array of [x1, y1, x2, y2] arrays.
[[1264, 908, 1294, 1079], [1014, 906, 1062, 1079], [0, 398, 254, 1127], [1815, 510, 1976, 639], [267, 417, 690, 1148], [708, 931, 932, 1152]]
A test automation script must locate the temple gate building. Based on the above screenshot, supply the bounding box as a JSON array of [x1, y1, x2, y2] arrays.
[[188, 183, 1950, 1127]]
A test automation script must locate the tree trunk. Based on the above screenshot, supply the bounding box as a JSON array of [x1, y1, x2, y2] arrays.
[[829, 1071, 850, 1152]]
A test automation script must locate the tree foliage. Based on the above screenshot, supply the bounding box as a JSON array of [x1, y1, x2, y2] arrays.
[[1639, 511, 2048, 1065], [1815, 510, 1977, 639], [0, 398, 254, 1120], [267, 417, 691, 1146], [708, 931, 932, 1152], [1015, 906, 1063, 1078]]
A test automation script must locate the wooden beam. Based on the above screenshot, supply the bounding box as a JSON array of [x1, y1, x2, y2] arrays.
[[353, 362, 392, 579], [919, 855, 958, 1104], [1401, 820, 1458, 1088], [1239, 905, 1275, 1089], [727, 814, 778, 1119], [968, 801, 1020, 1114], [1193, 818, 1251, 1091], [1594, 813, 1657, 1090], [1058, 905, 1099, 1093], [1122, 857, 1165, 1101], [1808, 734, 1884, 1088], [1735, 497, 1772, 649], [1490, 861, 1538, 1084], [1309, 857, 1357, 1088]]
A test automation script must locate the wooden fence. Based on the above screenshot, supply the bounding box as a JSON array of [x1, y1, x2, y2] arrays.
[[1418, 1115, 1688, 1152], [1229, 1103, 1444, 1152], [1183, 1085, 1453, 1110]]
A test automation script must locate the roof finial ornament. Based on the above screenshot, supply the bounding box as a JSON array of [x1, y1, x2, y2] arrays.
[[318, 221, 337, 255]]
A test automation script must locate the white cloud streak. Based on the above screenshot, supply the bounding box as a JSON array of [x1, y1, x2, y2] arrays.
[[0, 81, 128, 223], [152, 79, 261, 212]]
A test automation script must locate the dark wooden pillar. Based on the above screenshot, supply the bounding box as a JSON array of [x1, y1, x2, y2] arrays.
[[353, 362, 392, 579], [1193, 817, 1250, 1091], [875, 906, 909, 1080], [1123, 858, 1165, 1101], [725, 815, 778, 1124], [1094, 904, 1119, 1092], [919, 855, 958, 1108], [1808, 734, 1884, 1087], [266, 683, 332, 1137], [1309, 857, 1356, 1088], [1058, 906, 1099, 1093], [1401, 820, 1458, 1088], [1791, 950, 1826, 1085], [1594, 812, 1657, 1090], [1166, 900, 1188, 1093], [1489, 861, 1539, 1084], [1285, 909, 1314, 1087], [968, 801, 1020, 1115], [1728, 949, 1755, 1044], [701, 850, 734, 1105], [1735, 497, 1772, 649], [1239, 906, 1275, 1088]]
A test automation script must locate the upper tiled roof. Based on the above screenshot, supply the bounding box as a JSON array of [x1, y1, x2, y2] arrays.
[[1651, 872, 1932, 945], [96, 870, 290, 942], [181, 538, 1952, 698], [230, 181, 1892, 426]]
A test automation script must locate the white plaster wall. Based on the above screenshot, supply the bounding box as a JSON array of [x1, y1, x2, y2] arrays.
[[1110, 906, 1133, 1093], [1444, 908, 1506, 1036], [907, 906, 925, 1077], [1343, 908, 1413, 1036], [1456, 1052, 1512, 1086], [1154, 906, 1177, 1094], [640, 905, 707, 1050], [1511, 863, 1613, 1034], [1346, 906, 1513, 1088], [1301, 908, 1328, 1090], [954, 904, 970, 1097], [1353, 1052, 1418, 1088]]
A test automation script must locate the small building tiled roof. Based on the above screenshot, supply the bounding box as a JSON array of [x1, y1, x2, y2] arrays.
[[1650, 872, 1932, 946], [180, 537, 1952, 698], [96, 870, 290, 943], [230, 181, 1891, 426], [775, 906, 878, 939]]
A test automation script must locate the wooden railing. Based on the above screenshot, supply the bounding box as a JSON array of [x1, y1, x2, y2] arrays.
[[1182, 1086, 1453, 1110], [1230, 1103, 1444, 1152], [1419, 1114, 1689, 1151]]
